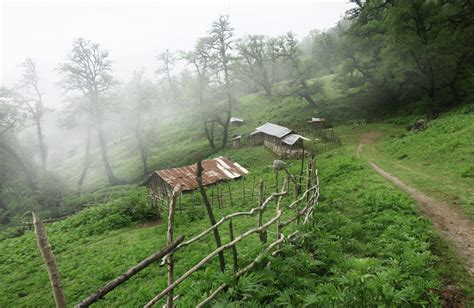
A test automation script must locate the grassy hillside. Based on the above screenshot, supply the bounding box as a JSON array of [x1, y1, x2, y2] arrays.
[[339, 106, 474, 218], [2, 75, 473, 306], [3, 144, 471, 306]]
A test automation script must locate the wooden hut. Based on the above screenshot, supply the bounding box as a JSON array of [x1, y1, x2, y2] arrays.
[[250, 122, 309, 158], [308, 117, 326, 127], [230, 117, 245, 126], [232, 135, 242, 148], [143, 156, 249, 199]]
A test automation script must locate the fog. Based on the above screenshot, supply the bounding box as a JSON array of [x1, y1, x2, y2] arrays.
[[2, 0, 351, 108]]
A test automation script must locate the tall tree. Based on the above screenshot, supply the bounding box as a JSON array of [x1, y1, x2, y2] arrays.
[[126, 71, 156, 175], [156, 49, 180, 105], [237, 35, 279, 98], [17, 58, 48, 171], [277, 32, 317, 108], [208, 15, 235, 148], [182, 38, 217, 149], [0, 87, 37, 191], [58, 38, 122, 189]]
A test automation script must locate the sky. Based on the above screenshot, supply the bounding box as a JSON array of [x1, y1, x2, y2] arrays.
[[1, 0, 354, 108]]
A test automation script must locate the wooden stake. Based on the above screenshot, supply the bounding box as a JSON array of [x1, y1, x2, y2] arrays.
[[251, 176, 256, 200], [166, 185, 180, 308], [227, 183, 233, 207], [258, 179, 267, 243], [32, 212, 67, 308], [196, 159, 226, 273], [217, 185, 222, 209], [241, 178, 245, 203], [229, 219, 238, 273]]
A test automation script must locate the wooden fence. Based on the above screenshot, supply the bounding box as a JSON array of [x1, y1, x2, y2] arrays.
[[34, 159, 320, 307]]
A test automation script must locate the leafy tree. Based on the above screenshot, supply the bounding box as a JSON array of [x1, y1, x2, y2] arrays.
[[124, 71, 157, 175], [207, 15, 236, 148], [58, 38, 122, 190], [277, 32, 317, 108], [182, 38, 218, 149], [0, 87, 37, 191], [237, 35, 281, 98], [156, 49, 181, 105], [16, 58, 48, 171]]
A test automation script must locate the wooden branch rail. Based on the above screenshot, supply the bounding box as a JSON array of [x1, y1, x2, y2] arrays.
[[160, 190, 288, 264], [144, 210, 283, 307], [75, 235, 185, 308], [196, 234, 286, 308]]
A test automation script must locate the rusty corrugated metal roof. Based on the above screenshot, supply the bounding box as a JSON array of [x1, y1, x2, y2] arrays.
[[154, 156, 249, 191]]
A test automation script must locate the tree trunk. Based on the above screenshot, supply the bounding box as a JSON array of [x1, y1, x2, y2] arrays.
[[135, 130, 148, 175], [221, 116, 231, 149], [78, 127, 92, 194], [300, 80, 317, 108], [196, 159, 226, 272], [35, 116, 47, 171], [0, 142, 36, 191], [97, 125, 120, 185], [204, 121, 216, 149]]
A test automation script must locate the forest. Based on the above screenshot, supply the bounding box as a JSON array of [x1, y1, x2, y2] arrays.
[[0, 0, 473, 307]]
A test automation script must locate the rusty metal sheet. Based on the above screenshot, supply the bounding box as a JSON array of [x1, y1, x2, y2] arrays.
[[154, 156, 249, 191]]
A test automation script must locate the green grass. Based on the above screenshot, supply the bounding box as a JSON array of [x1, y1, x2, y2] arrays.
[[342, 107, 474, 219], [211, 147, 473, 306], [2, 144, 472, 306]]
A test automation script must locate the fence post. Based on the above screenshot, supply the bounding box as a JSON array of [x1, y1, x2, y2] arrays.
[[211, 186, 214, 208], [196, 159, 226, 272], [229, 219, 238, 273], [251, 176, 256, 201], [32, 212, 67, 308], [217, 185, 222, 209], [258, 179, 267, 243], [241, 177, 245, 203], [227, 183, 233, 207], [306, 161, 311, 204], [166, 185, 180, 308]]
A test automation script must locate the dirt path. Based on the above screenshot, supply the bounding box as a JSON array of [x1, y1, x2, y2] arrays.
[[357, 132, 474, 276]]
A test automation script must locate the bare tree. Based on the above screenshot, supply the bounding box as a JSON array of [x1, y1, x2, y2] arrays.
[[58, 38, 122, 189], [17, 59, 49, 171], [208, 15, 236, 149]]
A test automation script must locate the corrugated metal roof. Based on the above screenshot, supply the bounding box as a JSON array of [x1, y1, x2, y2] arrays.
[[281, 134, 310, 145], [250, 122, 293, 138], [154, 156, 248, 191]]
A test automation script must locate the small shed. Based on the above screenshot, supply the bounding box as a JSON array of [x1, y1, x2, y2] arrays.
[[144, 156, 249, 199], [230, 117, 245, 126], [308, 117, 325, 127], [232, 135, 242, 148], [250, 122, 309, 158]]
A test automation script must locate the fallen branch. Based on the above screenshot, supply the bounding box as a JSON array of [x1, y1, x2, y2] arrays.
[[75, 235, 185, 308]]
